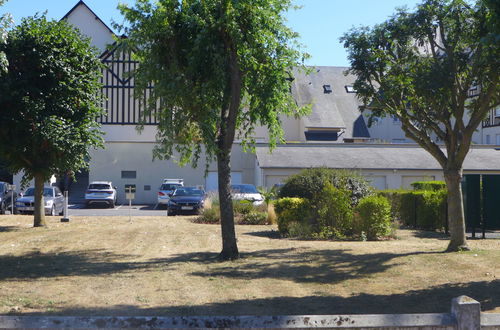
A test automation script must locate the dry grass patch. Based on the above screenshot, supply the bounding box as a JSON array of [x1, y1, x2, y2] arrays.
[[0, 215, 499, 316]]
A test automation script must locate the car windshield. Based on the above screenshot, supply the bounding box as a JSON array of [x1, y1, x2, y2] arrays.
[[88, 184, 111, 190], [160, 184, 182, 190], [231, 184, 258, 193], [24, 188, 53, 197], [173, 188, 204, 196]]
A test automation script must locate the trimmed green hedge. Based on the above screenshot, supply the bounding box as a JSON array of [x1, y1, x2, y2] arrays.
[[354, 195, 392, 240], [378, 189, 447, 230], [411, 181, 446, 191]]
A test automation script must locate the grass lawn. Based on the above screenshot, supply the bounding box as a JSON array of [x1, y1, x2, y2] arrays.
[[0, 215, 499, 316]]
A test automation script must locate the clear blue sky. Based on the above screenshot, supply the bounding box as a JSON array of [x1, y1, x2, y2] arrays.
[[1, 0, 421, 67]]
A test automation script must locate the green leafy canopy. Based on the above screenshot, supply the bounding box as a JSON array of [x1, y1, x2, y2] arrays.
[[341, 0, 500, 168], [0, 15, 104, 185], [117, 0, 310, 167]]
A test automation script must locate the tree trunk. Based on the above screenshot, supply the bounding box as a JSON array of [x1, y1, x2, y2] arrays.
[[443, 168, 469, 251], [33, 173, 46, 227], [217, 148, 239, 260]]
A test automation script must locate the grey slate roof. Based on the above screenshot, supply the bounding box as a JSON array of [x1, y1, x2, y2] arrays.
[[255, 144, 500, 171], [291, 66, 370, 139]]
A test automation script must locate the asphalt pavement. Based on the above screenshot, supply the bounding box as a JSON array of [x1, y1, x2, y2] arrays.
[[67, 204, 168, 216]]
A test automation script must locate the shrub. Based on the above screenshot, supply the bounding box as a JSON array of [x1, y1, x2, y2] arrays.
[[384, 189, 447, 230], [354, 195, 392, 240], [417, 190, 447, 230], [377, 189, 405, 222], [240, 211, 268, 225], [274, 197, 311, 234], [195, 206, 220, 224], [314, 183, 353, 238], [267, 203, 277, 224], [287, 221, 314, 239], [278, 168, 373, 206], [233, 200, 254, 215], [411, 181, 446, 191]]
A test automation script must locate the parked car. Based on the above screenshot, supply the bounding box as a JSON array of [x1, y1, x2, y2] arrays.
[[84, 181, 117, 208], [157, 179, 184, 208], [231, 184, 264, 205], [167, 186, 205, 215], [15, 186, 64, 215], [0, 181, 17, 214]]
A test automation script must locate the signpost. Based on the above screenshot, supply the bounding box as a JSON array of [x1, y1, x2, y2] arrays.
[[61, 191, 70, 222], [125, 185, 136, 222], [9, 184, 15, 215]]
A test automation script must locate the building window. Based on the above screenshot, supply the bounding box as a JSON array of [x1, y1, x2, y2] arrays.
[[304, 131, 338, 141], [496, 135, 500, 145], [121, 170, 137, 179], [486, 135, 491, 144], [323, 84, 332, 94], [144, 185, 151, 191], [345, 85, 356, 93]]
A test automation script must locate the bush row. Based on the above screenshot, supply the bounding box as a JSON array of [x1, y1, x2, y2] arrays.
[[377, 189, 447, 230], [194, 199, 272, 225], [274, 185, 393, 241]]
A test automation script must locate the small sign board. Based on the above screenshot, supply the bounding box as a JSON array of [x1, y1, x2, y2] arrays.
[[125, 184, 136, 200]]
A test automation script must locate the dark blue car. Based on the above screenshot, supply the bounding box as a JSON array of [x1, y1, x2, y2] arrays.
[[167, 187, 205, 216]]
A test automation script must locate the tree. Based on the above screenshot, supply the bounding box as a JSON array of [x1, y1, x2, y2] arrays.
[[0, 16, 104, 227], [118, 0, 308, 259], [341, 0, 500, 251], [0, 0, 13, 73]]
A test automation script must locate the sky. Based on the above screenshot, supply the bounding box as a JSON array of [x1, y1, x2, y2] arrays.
[[1, 0, 422, 67]]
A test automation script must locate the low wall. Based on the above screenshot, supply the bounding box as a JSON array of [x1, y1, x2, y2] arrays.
[[0, 296, 498, 329]]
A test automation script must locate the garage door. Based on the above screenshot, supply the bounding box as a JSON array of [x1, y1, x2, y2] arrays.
[[401, 176, 435, 189], [265, 175, 288, 188], [366, 176, 387, 190], [205, 172, 242, 191]]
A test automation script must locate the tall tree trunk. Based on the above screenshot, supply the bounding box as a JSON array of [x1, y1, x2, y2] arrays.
[[443, 168, 469, 251], [217, 148, 239, 260], [33, 173, 46, 227]]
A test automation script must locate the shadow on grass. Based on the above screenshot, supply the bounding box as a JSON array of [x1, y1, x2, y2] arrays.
[[0, 249, 161, 281], [244, 230, 281, 239], [0, 226, 20, 232], [18, 280, 499, 316], [152, 248, 438, 285], [0, 247, 436, 286]]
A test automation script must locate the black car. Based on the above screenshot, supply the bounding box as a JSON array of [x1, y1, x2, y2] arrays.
[[167, 187, 205, 215], [0, 181, 17, 214]]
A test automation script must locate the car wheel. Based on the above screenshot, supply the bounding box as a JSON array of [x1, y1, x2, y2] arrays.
[[50, 205, 56, 216], [0, 202, 5, 215], [110, 200, 115, 208]]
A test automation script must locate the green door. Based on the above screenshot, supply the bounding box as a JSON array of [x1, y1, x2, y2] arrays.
[[482, 175, 500, 230], [463, 175, 481, 230]]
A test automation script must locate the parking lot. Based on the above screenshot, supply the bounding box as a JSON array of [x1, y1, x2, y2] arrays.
[[67, 204, 168, 216]]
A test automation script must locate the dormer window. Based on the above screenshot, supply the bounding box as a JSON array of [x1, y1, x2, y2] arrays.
[[323, 85, 332, 94], [345, 85, 356, 93]]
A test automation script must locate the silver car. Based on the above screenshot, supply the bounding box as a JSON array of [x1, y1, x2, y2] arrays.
[[15, 186, 64, 215]]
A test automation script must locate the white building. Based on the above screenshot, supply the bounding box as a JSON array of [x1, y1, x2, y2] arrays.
[[13, 1, 500, 204]]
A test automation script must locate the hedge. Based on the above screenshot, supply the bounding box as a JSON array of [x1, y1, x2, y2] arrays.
[[411, 181, 446, 191], [354, 195, 392, 240], [378, 189, 447, 230]]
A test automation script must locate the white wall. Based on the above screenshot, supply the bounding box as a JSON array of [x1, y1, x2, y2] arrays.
[[65, 4, 115, 53], [89, 142, 257, 204]]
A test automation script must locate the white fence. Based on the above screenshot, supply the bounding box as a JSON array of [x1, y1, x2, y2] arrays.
[[0, 296, 498, 329]]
